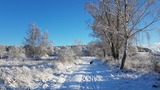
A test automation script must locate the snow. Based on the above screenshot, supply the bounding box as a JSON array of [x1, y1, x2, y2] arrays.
[[0, 57, 159, 89]]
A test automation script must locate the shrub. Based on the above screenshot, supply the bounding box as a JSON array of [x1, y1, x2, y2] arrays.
[[72, 46, 82, 57], [152, 60, 160, 73], [102, 59, 119, 68], [124, 52, 154, 73], [7, 46, 26, 59], [24, 45, 49, 59], [58, 47, 77, 63], [0, 45, 7, 59], [46, 46, 54, 56]]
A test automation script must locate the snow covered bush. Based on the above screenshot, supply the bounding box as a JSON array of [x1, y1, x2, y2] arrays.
[[87, 41, 117, 59], [58, 47, 77, 63], [52, 45, 88, 57], [7, 46, 26, 59], [125, 52, 154, 73], [151, 54, 160, 73], [0, 59, 57, 89], [153, 61, 160, 73], [101, 46, 158, 73], [52, 47, 61, 56], [87, 41, 105, 58], [46, 46, 54, 56], [72, 45, 82, 57], [102, 59, 119, 68], [24, 45, 49, 59], [0, 45, 7, 59], [127, 46, 138, 56]]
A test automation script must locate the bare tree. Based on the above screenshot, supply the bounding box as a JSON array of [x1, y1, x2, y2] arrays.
[[86, 0, 160, 69], [86, 0, 125, 60]]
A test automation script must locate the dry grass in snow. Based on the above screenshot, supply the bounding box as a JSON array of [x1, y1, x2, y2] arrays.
[[0, 58, 79, 89]]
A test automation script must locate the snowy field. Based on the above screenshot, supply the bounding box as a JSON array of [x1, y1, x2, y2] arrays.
[[0, 57, 160, 90]]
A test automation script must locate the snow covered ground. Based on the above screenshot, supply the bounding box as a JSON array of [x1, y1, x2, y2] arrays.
[[57, 57, 160, 90], [0, 57, 160, 90]]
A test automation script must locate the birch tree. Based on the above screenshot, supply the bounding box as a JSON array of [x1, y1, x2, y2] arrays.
[[117, 0, 160, 69], [24, 23, 52, 58], [86, 0, 160, 69]]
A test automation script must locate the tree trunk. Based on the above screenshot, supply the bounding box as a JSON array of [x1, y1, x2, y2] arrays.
[[111, 43, 119, 60], [111, 43, 116, 59], [103, 49, 106, 58], [115, 49, 119, 60], [119, 38, 128, 69]]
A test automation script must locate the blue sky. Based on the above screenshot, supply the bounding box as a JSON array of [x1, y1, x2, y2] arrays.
[[0, 0, 94, 46], [0, 0, 159, 47]]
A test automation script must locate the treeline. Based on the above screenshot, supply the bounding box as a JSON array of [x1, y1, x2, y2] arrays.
[[0, 45, 84, 59], [0, 44, 152, 59]]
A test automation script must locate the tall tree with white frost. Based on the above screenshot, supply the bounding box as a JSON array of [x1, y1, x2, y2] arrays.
[[86, 0, 160, 69], [24, 23, 52, 58], [86, 0, 125, 60]]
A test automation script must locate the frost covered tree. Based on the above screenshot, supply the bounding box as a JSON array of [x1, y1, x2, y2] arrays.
[[86, 0, 160, 69], [86, 0, 125, 60], [87, 41, 107, 58], [24, 23, 53, 59], [72, 45, 83, 57], [58, 47, 77, 63], [74, 39, 82, 45]]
